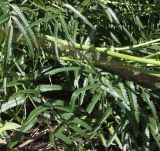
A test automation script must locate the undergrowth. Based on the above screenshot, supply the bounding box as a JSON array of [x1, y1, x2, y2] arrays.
[[0, 0, 160, 150]]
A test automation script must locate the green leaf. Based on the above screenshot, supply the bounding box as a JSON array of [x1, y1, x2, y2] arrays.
[[87, 93, 101, 114], [98, 132, 107, 147], [8, 106, 47, 149], [49, 133, 58, 151], [11, 16, 34, 56], [70, 84, 100, 112], [38, 84, 62, 92], [3, 20, 13, 69], [59, 15, 74, 44], [0, 122, 21, 134], [110, 32, 121, 44], [0, 95, 26, 113], [69, 125, 88, 138], [149, 117, 160, 148], [11, 4, 38, 48], [64, 4, 95, 30], [127, 82, 139, 123], [54, 125, 72, 144], [108, 125, 122, 149], [94, 107, 112, 132], [0, 13, 9, 24], [44, 67, 80, 76], [142, 91, 158, 122], [107, 119, 128, 147], [71, 117, 92, 130], [106, 7, 120, 25], [20, 106, 48, 133]]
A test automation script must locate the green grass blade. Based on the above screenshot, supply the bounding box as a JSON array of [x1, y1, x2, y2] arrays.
[[64, 3, 95, 30]]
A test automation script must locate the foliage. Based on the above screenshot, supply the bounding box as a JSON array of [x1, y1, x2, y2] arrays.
[[0, 0, 160, 150]]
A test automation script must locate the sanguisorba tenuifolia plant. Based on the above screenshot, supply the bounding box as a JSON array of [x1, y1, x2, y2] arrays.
[[0, 0, 160, 150]]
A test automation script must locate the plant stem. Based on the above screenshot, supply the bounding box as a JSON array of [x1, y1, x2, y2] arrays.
[[46, 35, 160, 52], [46, 35, 160, 66], [106, 51, 160, 66]]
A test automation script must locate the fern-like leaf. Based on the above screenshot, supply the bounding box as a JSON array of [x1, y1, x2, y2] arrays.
[[44, 67, 81, 76], [127, 82, 139, 123], [38, 84, 62, 92], [11, 16, 34, 56], [142, 91, 158, 122], [0, 95, 26, 113], [70, 84, 100, 112], [64, 4, 95, 30], [11, 4, 38, 49]]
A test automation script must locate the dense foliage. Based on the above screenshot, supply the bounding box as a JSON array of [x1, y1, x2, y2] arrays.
[[0, 0, 160, 150]]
